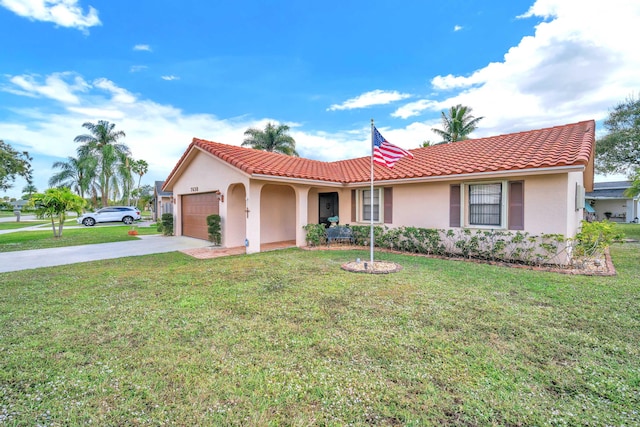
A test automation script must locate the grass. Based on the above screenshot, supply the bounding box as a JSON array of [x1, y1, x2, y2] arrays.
[[0, 223, 159, 252], [0, 220, 49, 230], [616, 222, 640, 241], [0, 243, 638, 425]]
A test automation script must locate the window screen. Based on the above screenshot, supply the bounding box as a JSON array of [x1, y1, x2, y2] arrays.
[[469, 183, 501, 226]]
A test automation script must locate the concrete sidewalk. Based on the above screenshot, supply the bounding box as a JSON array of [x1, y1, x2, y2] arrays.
[[0, 235, 211, 273]]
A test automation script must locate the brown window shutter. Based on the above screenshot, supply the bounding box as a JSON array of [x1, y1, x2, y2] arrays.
[[384, 187, 393, 224], [450, 184, 461, 227], [351, 190, 356, 222], [508, 181, 524, 230]]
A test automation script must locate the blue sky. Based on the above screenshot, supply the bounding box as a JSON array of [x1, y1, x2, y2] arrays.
[[1, 0, 638, 198]]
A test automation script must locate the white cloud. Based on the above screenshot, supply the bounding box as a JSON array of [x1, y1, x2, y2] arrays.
[[399, 0, 640, 138], [0, 0, 100, 32], [454, 25, 463, 31], [327, 90, 412, 111], [3, 72, 89, 104], [161, 75, 180, 81], [130, 65, 148, 73], [0, 72, 380, 197], [133, 44, 152, 52], [392, 100, 439, 119]]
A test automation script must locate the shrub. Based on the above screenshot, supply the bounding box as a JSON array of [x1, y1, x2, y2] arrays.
[[161, 213, 174, 236], [206, 214, 222, 245], [303, 223, 326, 246], [573, 220, 622, 257]]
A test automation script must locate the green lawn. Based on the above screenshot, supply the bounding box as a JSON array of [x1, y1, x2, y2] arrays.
[[616, 222, 640, 240], [0, 220, 49, 230], [0, 243, 638, 425], [0, 223, 159, 252]]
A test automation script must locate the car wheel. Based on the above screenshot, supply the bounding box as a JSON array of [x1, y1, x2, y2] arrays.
[[123, 216, 133, 225], [82, 217, 95, 226]]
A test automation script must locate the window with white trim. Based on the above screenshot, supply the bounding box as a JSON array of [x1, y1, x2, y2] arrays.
[[451, 181, 524, 230], [468, 183, 502, 226], [356, 188, 383, 223]]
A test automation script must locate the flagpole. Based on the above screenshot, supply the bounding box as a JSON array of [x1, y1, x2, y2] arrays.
[[370, 119, 375, 269]]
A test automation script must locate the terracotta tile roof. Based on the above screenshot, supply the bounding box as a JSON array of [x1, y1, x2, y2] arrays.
[[164, 120, 595, 188]]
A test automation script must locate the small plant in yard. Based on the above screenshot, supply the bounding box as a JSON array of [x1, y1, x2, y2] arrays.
[[303, 223, 326, 246], [161, 213, 174, 236], [206, 213, 221, 245], [573, 220, 622, 257]]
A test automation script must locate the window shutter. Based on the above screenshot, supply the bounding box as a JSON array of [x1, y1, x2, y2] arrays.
[[384, 187, 393, 224], [450, 184, 461, 227], [508, 181, 524, 230], [351, 190, 356, 222]]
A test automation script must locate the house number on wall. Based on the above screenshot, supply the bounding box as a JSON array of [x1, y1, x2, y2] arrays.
[[190, 187, 198, 192]]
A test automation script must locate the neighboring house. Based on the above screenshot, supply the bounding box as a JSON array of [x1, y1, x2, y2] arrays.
[[152, 180, 173, 222], [586, 181, 639, 223], [9, 200, 29, 210], [162, 120, 595, 256]]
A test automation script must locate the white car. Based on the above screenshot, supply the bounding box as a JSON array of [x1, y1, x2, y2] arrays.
[[77, 206, 141, 226]]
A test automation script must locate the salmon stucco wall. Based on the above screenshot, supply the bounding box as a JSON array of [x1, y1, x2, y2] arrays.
[[260, 184, 296, 244], [172, 149, 249, 238], [347, 173, 580, 238]]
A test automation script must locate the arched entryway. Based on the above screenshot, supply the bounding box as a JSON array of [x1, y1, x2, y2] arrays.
[[225, 183, 247, 247], [260, 184, 296, 245]]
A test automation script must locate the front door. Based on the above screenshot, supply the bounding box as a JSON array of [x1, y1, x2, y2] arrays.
[[318, 192, 339, 227]]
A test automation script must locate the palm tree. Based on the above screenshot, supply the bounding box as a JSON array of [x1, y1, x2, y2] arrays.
[[131, 159, 149, 207], [74, 120, 130, 207], [241, 122, 299, 156], [432, 105, 484, 143], [49, 155, 97, 203], [21, 184, 38, 199], [114, 154, 135, 205]]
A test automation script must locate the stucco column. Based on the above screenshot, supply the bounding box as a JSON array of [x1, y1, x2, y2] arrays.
[[295, 186, 311, 248], [245, 182, 263, 254]]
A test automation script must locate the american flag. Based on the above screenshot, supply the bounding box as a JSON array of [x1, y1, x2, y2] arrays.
[[373, 126, 414, 168]]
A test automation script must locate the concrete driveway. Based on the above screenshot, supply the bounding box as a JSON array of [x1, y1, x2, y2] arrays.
[[0, 235, 211, 273]]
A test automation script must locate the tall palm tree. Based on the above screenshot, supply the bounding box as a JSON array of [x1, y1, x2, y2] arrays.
[[49, 155, 97, 203], [241, 122, 299, 156], [432, 105, 484, 143], [21, 184, 38, 199], [131, 159, 149, 207], [115, 154, 135, 205], [74, 120, 130, 207]]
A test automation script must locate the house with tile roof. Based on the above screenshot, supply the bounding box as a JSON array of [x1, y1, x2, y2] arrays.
[[586, 181, 639, 223], [163, 120, 595, 255]]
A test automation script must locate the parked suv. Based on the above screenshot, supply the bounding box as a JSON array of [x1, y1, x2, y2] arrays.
[[77, 206, 141, 226]]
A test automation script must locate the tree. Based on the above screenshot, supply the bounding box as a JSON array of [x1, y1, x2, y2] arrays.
[[0, 140, 32, 191], [74, 120, 130, 207], [21, 184, 37, 200], [431, 104, 484, 143], [131, 159, 149, 207], [49, 155, 97, 205], [625, 168, 640, 199], [133, 184, 153, 210], [241, 122, 299, 156], [595, 94, 640, 176], [31, 188, 85, 238]]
